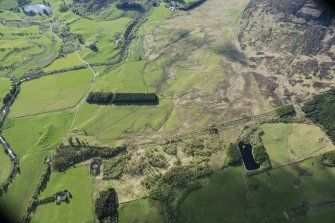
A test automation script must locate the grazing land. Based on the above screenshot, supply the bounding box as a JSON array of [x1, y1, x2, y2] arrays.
[[118, 199, 166, 223], [0, 0, 335, 222]]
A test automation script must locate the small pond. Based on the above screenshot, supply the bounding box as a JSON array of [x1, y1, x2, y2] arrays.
[[238, 142, 260, 171], [24, 4, 52, 14]]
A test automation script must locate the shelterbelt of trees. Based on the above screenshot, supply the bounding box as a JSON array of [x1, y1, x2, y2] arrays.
[[303, 88, 335, 143], [86, 92, 159, 105]]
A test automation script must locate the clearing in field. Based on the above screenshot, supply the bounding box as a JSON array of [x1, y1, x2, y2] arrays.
[[260, 123, 334, 167]]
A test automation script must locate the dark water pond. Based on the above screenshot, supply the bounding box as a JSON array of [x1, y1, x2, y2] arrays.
[[25, 4, 52, 14], [238, 142, 260, 171]]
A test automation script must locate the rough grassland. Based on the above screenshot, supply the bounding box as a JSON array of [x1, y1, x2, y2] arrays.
[[260, 123, 293, 166], [118, 199, 166, 223], [9, 69, 93, 117], [179, 167, 260, 223], [288, 123, 334, 161], [0, 112, 73, 221], [72, 99, 173, 141], [31, 166, 94, 223]]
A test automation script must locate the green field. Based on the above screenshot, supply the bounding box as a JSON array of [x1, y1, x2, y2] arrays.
[[31, 166, 94, 223], [0, 150, 11, 183], [43, 53, 84, 72], [72, 17, 132, 63], [178, 167, 260, 223], [1, 0, 335, 222], [9, 69, 93, 117], [247, 158, 335, 222], [260, 123, 334, 166], [0, 111, 74, 221], [118, 199, 166, 223], [298, 159, 335, 206], [248, 166, 303, 220]]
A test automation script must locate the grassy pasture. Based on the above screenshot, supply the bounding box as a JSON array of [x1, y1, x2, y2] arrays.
[[288, 124, 334, 161], [260, 123, 333, 167], [247, 158, 335, 222], [0, 150, 11, 183], [3, 111, 74, 156], [0, 0, 12, 10], [178, 167, 260, 223], [248, 167, 303, 220], [31, 166, 94, 223], [43, 53, 84, 72], [0, 111, 73, 221], [71, 17, 131, 63], [118, 199, 166, 223], [0, 23, 42, 77], [9, 69, 92, 117], [260, 123, 292, 166], [297, 159, 335, 206], [0, 150, 49, 221]]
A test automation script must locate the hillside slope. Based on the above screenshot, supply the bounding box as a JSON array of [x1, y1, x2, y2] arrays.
[[238, 0, 335, 105]]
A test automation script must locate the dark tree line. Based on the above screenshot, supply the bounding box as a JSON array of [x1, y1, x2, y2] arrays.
[[51, 145, 127, 172], [115, 2, 145, 11], [86, 92, 159, 105], [302, 88, 335, 143], [2, 81, 19, 105], [87, 92, 114, 104]]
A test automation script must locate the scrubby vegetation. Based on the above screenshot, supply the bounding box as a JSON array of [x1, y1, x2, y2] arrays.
[[225, 143, 241, 165], [103, 155, 129, 179], [303, 89, 335, 143], [276, 105, 296, 119], [319, 151, 335, 166], [253, 145, 268, 164], [147, 163, 212, 222]]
